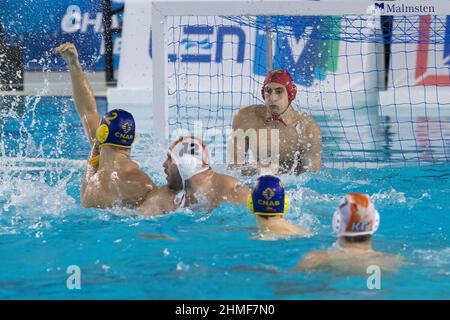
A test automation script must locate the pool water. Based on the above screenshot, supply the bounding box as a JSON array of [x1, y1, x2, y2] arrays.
[[0, 97, 449, 299]]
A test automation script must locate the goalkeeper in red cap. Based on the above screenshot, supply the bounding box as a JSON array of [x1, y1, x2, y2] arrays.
[[229, 69, 322, 175]]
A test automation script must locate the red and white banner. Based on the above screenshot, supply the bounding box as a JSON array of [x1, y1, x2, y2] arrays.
[[390, 15, 450, 87]]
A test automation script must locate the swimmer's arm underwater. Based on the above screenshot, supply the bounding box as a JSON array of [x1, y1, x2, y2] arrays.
[[55, 42, 100, 146], [116, 165, 159, 207], [295, 251, 328, 272]]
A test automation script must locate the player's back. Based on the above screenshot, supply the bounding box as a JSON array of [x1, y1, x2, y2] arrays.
[[298, 250, 404, 274], [83, 159, 155, 209]]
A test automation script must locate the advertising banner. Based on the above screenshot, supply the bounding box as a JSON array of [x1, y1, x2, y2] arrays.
[[390, 15, 450, 88], [0, 0, 124, 71]]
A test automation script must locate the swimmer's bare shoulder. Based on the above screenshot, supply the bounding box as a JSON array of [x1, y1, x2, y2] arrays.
[[213, 173, 250, 204], [363, 252, 405, 272], [80, 170, 107, 208], [283, 223, 312, 237], [232, 104, 265, 129], [81, 163, 157, 208], [116, 161, 159, 206], [118, 161, 157, 188], [296, 251, 329, 272], [297, 250, 404, 273], [330, 251, 404, 274], [296, 250, 362, 273], [292, 112, 319, 138], [256, 225, 311, 240], [137, 186, 177, 216]]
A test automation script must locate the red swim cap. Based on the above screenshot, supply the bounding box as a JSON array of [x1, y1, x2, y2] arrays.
[[261, 69, 297, 105]]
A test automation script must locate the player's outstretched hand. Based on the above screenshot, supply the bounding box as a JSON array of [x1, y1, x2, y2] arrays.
[[54, 42, 79, 67]]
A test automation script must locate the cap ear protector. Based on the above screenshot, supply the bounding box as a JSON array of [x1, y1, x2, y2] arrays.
[[247, 193, 289, 216], [332, 209, 379, 236], [96, 124, 110, 144], [168, 136, 210, 186]]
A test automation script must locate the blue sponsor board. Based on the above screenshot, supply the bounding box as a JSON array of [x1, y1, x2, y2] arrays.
[[0, 0, 122, 71], [0, 0, 343, 83], [253, 16, 341, 87], [165, 16, 341, 87], [165, 25, 245, 63]]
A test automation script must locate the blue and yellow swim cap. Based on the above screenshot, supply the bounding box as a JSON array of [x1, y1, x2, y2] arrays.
[[96, 109, 136, 149], [247, 175, 289, 216]]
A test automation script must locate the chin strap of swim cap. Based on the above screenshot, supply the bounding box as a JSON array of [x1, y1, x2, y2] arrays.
[[248, 175, 289, 216], [265, 113, 288, 127], [168, 136, 210, 188], [332, 193, 380, 237]]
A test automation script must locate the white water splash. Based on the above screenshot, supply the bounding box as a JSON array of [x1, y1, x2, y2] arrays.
[[413, 248, 450, 267], [176, 262, 190, 272], [0, 226, 18, 235], [289, 212, 321, 234], [2, 178, 76, 216], [101, 264, 111, 272], [287, 187, 339, 204], [371, 188, 406, 205]]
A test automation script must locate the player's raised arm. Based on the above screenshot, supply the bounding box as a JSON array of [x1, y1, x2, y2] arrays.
[[54, 42, 100, 146], [80, 139, 101, 207]]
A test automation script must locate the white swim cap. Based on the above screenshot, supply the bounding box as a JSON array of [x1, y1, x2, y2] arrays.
[[332, 193, 380, 237], [168, 136, 210, 186]]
